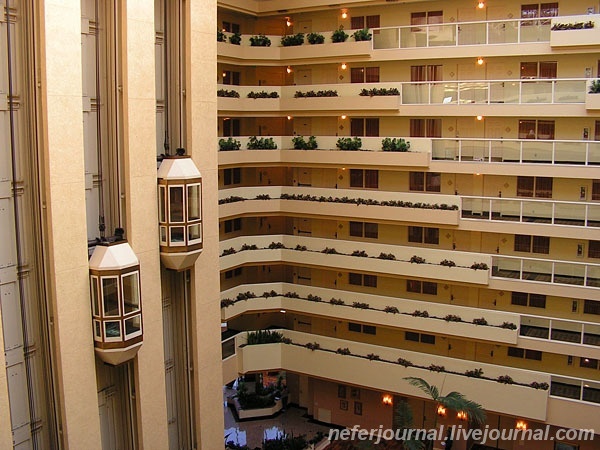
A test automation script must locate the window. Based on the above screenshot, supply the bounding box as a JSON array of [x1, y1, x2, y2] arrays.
[[349, 273, 377, 288], [518, 120, 555, 140], [520, 61, 557, 79], [350, 67, 380, 83], [580, 357, 599, 369], [224, 218, 241, 233], [223, 118, 240, 137], [351, 15, 380, 30], [405, 331, 436, 344], [410, 119, 442, 137], [223, 70, 241, 85], [349, 169, 378, 189], [349, 322, 377, 335], [584, 300, 600, 315], [406, 280, 437, 295], [411, 10, 443, 29], [224, 267, 242, 279], [409, 172, 441, 192], [514, 235, 550, 254], [349, 221, 379, 239], [222, 21, 240, 33], [517, 176, 552, 198], [350, 118, 379, 137], [521, 3, 558, 25], [408, 226, 439, 245], [511, 291, 547, 308], [589, 241, 600, 258], [592, 180, 600, 200], [223, 168, 241, 186], [411, 65, 442, 82], [508, 347, 542, 360]]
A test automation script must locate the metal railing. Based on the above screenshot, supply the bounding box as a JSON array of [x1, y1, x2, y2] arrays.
[[520, 315, 600, 347]]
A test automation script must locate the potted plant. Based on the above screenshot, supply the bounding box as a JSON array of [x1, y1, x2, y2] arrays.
[[229, 32, 242, 45], [291, 135, 318, 150], [307, 32, 325, 44], [336, 137, 362, 150], [249, 34, 271, 47], [217, 30, 227, 42], [218, 137, 241, 151], [381, 137, 410, 152], [281, 33, 304, 46], [353, 28, 372, 41], [331, 27, 349, 43]]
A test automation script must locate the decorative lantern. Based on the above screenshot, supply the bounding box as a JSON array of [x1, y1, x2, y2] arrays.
[[89, 241, 143, 365], [157, 153, 203, 270]]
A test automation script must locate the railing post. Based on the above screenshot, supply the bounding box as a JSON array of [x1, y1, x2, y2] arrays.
[[520, 201, 523, 222], [551, 202, 555, 225], [585, 141, 590, 165], [519, 141, 523, 163], [520, 258, 524, 280], [488, 140, 492, 162], [458, 140, 462, 161], [551, 261, 555, 283], [552, 141, 556, 164], [585, 204, 589, 226], [518, 80, 522, 103], [517, 20, 521, 43], [426, 25, 430, 48], [488, 199, 493, 220], [584, 264, 589, 287], [551, 80, 555, 104], [485, 21, 489, 45], [487, 81, 491, 104]]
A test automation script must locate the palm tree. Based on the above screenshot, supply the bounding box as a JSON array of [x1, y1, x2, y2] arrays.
[[403, 377, 486, 450], [393, 399, 425, 450]]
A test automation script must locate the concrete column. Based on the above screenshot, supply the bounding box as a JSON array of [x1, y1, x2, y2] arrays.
[[40, 0, 102, 448]]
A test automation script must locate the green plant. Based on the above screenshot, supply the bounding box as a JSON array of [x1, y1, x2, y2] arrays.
[[384, 306, 400, 314], [284, 292, 300, 298], [229, 32, 242, 45], [473, 317, 488, 326], [337, 347, 351, 355], [218, 137, 241, 151], [329, 298, 345, 305], [221, 247, 237, 256], [247, 90, 279, 99], [294, 89, 338, 98], [427, 364, 445, 372], [321, 247, 339, 254], [353, 28, 372, 41], [220, 299, 235, 308], [360, 87, 400, 97], [412, 310, 429, 318], [281, 33, 304, 46], [465, 368, 484, 378], [295, 244, 307, 251], [307, 32, 325, 44], [247, 136, 277, 149], [249, 34, 271, 46], [444, 314, 462, 322], [291, 135, 318, 150], [336, 137, 362, 150], [217, 89, 240, 98], [530, 381, 549, 390], [497, 375, 514, 384], [255, 194, 270, 200], [352, 302, 370, 309], [589, 79, 600, 94], [366, 353, 380, 361], [331, 27, 349, 43], [351, 250, 368, 257], [262, 290, 278, 298], [500, 322, 518, 330], [381, 137, 410, 152], [378, 252, 396, 260], [305, 342, 320, 351], [240, 244, 258, 251], [470, 262, 489, 270], [268, 241, 285, 249], [246, 330, 285, 345], [440, 259, 456, 267], [398, 358, 413, 367], [219, 196, 245, 204], [307, 294, 322, 302], [217, 30, 227, 42], [410, 255, 426, 264]]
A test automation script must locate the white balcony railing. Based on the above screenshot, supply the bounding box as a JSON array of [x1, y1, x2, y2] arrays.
[[520, 314, 600, 347], [492, 255, 600, 289], [461, 196, 600, 228], [218, 78, 587, 107]]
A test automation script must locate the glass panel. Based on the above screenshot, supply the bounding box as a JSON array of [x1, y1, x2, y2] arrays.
[[522, 200, 552, 223], [159, 185, 166, 223], [459, 82, 488, 104], [187, 183, 202, 221], [457, 22, 486, 45], [170, 226, 185, 244], [554, 80, 585, 103], [169, 186, 184, 223], [160, 226, 168, 243], [583, 323, 600, 346], [428, 24, 456, 46], [125, 315, 142, 338], [521, 81, 552, 103], [522, 141, 552, 162], [91, 276, 100, 316], [222, 338, 236, 359], [400, 27, 427, 48], [402, 83, 429, 104], [494, 200, 521, 221], [589, 142, 600, 165], [104, 321, 121, 340], [432, 83, 456, 104], [94, 320, 102, 340], [554, 262, 585, 286], [122, 272, 140, 314], [493, 140, 520, 162], [488, 20, 519, 44], [102, 277, 120, 317], [586, 265, 600, 288], [431, 139, 457, 160], [555, 203, 585, 226], [188, 224, 202, 243], [555, 142, 586, 164], [588, 205, 600, 227], [522, 259, 552, 282]]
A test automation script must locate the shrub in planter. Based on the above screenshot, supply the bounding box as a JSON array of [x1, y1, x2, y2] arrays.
[[470, 262, 489, 270], [295, 245, 307, 251], [428, 364, 445, 372], [359, 87, 400, 97], [398, 358, 413, 367], [381, 137, 410, 152], [249, 34, 271, 46], [329, 298, 345, 305], [473, 318, 488, 326], [410, 255, 426, 264], [440, 259, 456, 267], [307, 294, 322, 302], [262, 290, 278, 298], [331, 27, 349, 43], [240, 244, 258, 251], [236, 291, 256, 301], [444, 314, 462, 322], [378, 252, 396, 260], [268, 241, 285, 249], [384, 306, 400, 314], [337, 347, 351, 355], [412, 310, 429, 318], [465, 368, 484, 378], [305, 342, 320, 351], [229, 32, 242, 45], [217, 30, 227, 42], [219, 196, 245, 204], [255, 194, 271, 200], [246, 330, 285, 345], [351, 250, 368, 257], [247, 136, 277, 149], [530, 381, 549, 390], [294, 90, 338, 98], [352, 302, 370, 309], [281, 33, 304, 46], [292, 135, 318, 150], [220, 299, 235, 308], [247, 90, 279, 99], [307, 32, 325, 44], [500, 322, 518, 330], [322, 247, 339, 254], [284, 292, 300, 298], [497, 375, 514, 384], [221, 247, 237, 256], [366, 353, 380, 361], [336, 137, 362, 151], [217, 89, 240, 98], [353, 28, 372, 41], [218, 137, 241, 150], [589, 79, 600, 94]]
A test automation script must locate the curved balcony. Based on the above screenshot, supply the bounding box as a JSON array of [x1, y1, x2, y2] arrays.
[[461, 196, 600, 229], [223, 329, 549, 421], [219, 186, 460, 225], [221, 282, 519, 344], [219, 234, 490, 285]]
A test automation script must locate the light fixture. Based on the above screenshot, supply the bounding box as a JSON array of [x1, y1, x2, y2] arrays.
[[457, 411, 468, 421], [382, 394, 393, 406], [287, 115, 292, 120], [341, 63, 347, 70], [286, 66, 292, 74], [222, 71, 227, 78], [341, 115, 347, 120], [437, 405, 447, 417], [477, 115, 483, 121], [280, 309, 287, 313], [285, 17, 292, 27], [478, 1, 485, 8], [516, 420, 528, 430], [477, 57, 484, 65], [222, 28, 227, 32], [341, 9, 348, 19]]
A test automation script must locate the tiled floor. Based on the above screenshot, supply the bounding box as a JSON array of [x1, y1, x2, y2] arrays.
[[224, 387, 332, 449]]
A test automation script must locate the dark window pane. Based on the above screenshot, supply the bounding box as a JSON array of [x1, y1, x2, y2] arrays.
[[410, 119, 425, 137], [364, 170, 379, 188], [350, 169, 364, 188], [514, 235, 532, 252], [407, 280, 421, 293], [422, 282, 437, 295], [349, 221, 363, 237], [233, 168, 241, 184], [532, 236, 550, 254], [408, 226, 423, 243], [592, 180, 600, 200], [537, 121, 555, 140], [365, 118, 379, 137], [519, 120, 537, 139], [365, 67, 380, 83], [349, 272, 362, 285], [351, 16, 365, 29], [409, 172, 425, 191], [363, 275, 378, 287], [584, 300, 600, 315], [411, 66, 426, 82], [364, 222, 378, 239], [366, 15, 380, 28], [224, 220, 233, 233], [349, 322, 362, 332], [350, 118, 364, 136], [529, 294, 547, 308], [517, 176, 534, 197], [363, 325, 376, 335], [539, 61, 557, 79], [424, 228, 439, 245], [351, 67, 364, 84], [508, 347, 525, 358], [511, 292, 528, 306], [525, 349, 543, 361], [589, 241, 600, 259], [535, 177, 553, 198], [405, 331, 420, 342], [580, 357, 599, 369], [520, 62, 538, 78], [426, 173, 441, 192], [420, 333, 436, 344]]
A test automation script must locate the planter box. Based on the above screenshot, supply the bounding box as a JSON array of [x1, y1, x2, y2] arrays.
[[551, 15, 600, 47], [585, 92, 600, 109], [228, 396, 283, 420]]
